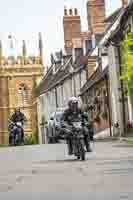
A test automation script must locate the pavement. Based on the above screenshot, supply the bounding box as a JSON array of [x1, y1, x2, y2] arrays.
[[0, 141, 133, 199]]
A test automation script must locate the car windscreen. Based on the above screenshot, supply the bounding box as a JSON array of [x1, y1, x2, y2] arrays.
[[55, 113, 62, 121]]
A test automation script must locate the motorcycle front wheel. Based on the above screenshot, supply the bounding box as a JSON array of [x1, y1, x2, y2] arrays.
[[79, 139, 86, 161]]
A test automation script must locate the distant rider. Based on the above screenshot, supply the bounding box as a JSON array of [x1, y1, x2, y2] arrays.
[[10, 107, 26, 142], [61, 97, 92, 155]]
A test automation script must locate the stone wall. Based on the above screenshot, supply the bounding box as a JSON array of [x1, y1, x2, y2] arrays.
[[0, 77, 9, 145]]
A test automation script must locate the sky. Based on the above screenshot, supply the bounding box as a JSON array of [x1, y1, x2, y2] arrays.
[[0, 0, 122, 65]]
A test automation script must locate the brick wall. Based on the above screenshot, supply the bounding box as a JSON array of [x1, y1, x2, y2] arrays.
[[63, 8, 81, 48], [86, 0, 106, 33]]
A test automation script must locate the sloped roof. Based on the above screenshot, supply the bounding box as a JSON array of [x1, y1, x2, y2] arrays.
[[103, 1, 133, 46], [36, 57, 72, 96], [36, 53, 89, 96], [80, 67, 109, 96], [104, 8, 122, 24]]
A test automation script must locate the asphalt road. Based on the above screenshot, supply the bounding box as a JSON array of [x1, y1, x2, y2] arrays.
[[0, 141, 133, 200]]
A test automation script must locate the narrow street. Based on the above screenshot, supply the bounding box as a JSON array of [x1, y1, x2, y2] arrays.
[[0, 142, 133, 199]]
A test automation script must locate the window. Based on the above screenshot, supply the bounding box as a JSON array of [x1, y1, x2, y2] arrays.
[[18, 83, 29, 104]]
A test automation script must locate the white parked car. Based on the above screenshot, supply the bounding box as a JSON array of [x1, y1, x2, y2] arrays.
[[47, 111, 64, 143]]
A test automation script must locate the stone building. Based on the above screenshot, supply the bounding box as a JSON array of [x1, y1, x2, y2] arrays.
[[80, 46, 111, 135], [36, 48, 88, 143], [0, 33, 44, 145]]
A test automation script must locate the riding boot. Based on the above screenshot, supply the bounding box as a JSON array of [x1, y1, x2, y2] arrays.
[[21, 128, 24, 143], [84, 135, 92, 152]]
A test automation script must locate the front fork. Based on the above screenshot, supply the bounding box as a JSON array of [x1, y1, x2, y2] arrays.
[[73, 137, 85, 156]]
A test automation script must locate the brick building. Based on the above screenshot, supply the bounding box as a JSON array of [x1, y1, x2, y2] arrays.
[[63, 0, 107, 51], [86, 0, 106, 33], [63, 8, 82, 49]]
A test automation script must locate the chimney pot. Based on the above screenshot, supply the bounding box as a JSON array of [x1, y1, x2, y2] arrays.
[[64, 7, 67, 15], [122, 0, 128, 8], [69, 9, 73, 15], [74, 8, 78, 15]]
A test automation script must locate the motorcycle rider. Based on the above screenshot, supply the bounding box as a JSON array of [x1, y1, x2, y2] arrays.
[[61, 97, 92, 155], [10, 107, 26, 142]]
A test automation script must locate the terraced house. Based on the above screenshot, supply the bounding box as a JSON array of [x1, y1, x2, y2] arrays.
[[36, 0, 132, 143], [36, 0, 107, 143], [80, 0, 132, 138]]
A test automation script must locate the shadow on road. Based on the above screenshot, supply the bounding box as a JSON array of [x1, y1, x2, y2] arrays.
[[113, 144, 133, 148], [34, 158, 89, 165]]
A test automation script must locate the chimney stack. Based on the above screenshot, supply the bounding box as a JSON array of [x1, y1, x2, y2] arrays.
[[121, 0, 128, 8], [86, 0, 106, 34], [63, 7, 81, 49]]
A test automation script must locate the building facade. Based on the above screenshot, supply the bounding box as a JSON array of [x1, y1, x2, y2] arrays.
[[36, 0, 132, 143], [36, 53, 87, 143], [103, 0, 133, 136], [80, 0, 131, 137], [0, 34, 44, 145]]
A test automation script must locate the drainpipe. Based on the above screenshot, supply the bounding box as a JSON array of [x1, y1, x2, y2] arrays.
[[105, 74, 112, 137], [111, 40, 127, 137], [117, 45, 127, 137], [55, 88, 58, 108], [73, 75, 76, 97]]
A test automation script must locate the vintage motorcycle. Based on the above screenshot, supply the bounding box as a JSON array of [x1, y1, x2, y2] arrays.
[[8, 121, 23, 146], [68, 121, 86, 161]]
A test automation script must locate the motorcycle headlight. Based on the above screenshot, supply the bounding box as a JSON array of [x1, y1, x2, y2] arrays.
[[55, 126, 59, 130]]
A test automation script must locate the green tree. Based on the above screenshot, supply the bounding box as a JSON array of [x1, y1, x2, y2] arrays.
[[121, 32, 133, 95], [24, 128, 39, 145], [32, 128, 39, 144]]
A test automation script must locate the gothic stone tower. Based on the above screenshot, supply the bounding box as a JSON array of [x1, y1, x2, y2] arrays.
[[86, 0, 106, 34], [0, 34, 44, 145]]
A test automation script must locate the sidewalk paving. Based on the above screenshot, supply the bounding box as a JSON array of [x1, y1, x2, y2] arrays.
[[94, 128, 133, 144]]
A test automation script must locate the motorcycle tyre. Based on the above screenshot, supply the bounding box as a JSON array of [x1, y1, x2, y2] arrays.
[[80, 139, 86, 161]]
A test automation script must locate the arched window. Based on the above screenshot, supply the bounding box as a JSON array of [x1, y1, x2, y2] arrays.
[[18, 83, 29, 104]]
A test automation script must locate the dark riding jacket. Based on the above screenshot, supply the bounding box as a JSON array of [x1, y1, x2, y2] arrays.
[[61, 108, 94, 140], [10, 112, 25, 125]]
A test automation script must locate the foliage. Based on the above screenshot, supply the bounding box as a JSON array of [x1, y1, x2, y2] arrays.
[[94, 113, 101, 123], [32, 128, 39, 144], [127, 139, 133, 144], [121, 32, 133, 95], [24, 135, 33, 145], [24, 128, 39, 145], [101, 111, 108, 120], [127, 127, 133, 134]]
